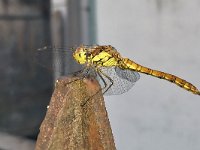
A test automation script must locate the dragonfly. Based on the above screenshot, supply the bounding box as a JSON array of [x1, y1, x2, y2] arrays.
[[36, 45, 200, 96]]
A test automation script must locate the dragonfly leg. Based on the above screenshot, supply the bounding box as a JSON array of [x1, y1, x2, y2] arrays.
[[97, 70, 107, 90], [81, 68, 112, 107], [64, 68, 86, 85], [97, 68, 114, 94], [66, 66, 93, 85]]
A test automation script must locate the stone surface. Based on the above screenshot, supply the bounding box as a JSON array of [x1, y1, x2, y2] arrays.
[[35, 77, 116, 150]]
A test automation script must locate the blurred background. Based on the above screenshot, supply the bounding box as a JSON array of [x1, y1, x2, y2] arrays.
[[0, 0, 200, 150]]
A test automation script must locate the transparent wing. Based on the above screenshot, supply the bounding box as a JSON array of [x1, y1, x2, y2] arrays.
[[115, 67, 140, 83], [33, 46, 84, 76], [97, 67, 140, 95], [34, 46, 140, 95]]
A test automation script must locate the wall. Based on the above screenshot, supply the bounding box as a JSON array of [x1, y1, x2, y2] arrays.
[[0, 0, 51, 138], [97, 1, 200, 150]]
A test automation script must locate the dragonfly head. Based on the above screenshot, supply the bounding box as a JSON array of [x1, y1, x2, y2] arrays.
[[73, 45, 88, 64]]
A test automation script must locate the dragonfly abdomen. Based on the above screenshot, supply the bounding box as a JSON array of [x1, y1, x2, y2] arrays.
[[122, 58, 200, 95]]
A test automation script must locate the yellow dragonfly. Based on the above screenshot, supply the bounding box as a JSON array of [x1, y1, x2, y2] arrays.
[[36, 45, 200, 96]]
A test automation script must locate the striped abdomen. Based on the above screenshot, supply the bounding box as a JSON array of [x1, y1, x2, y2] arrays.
[[122, 58, 200, 95]]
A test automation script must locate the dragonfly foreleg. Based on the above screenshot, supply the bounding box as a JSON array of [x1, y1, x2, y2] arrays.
[[64, 66, 92, 85]]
